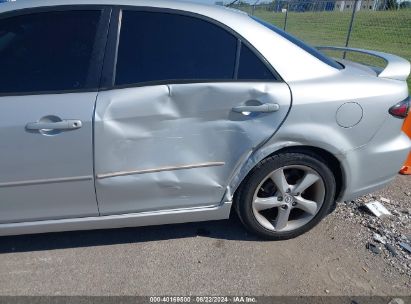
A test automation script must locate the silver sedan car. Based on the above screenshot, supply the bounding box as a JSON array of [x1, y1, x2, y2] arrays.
[[0, 0, 410, 239]]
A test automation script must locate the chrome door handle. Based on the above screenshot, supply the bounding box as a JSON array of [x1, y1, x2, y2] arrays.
[[232, 104, 280, 113], [26, 120, 82, 131]]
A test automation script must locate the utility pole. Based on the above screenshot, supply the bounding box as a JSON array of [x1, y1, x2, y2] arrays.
[[343, 0, 359, 58]]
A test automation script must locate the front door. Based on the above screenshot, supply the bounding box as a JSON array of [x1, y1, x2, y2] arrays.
[[0, 8, 108, 223]]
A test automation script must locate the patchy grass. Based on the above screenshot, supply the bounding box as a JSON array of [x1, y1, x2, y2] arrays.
[[251, 9, 411, 92]]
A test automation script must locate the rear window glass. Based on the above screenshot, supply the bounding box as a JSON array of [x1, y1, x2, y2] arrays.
[[238, 44, 275, 80], [116, 11, 238, 85], [251, 16, 343, 70]]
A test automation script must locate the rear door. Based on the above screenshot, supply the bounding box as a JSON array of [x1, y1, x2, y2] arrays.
[[94, 9, 291, 215], [0, 7, 110, 223]]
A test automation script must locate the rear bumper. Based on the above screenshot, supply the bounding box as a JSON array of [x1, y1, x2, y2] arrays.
[[339, 118, 411, 201]]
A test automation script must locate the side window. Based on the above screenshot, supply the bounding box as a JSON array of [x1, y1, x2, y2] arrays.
[[115, 11, 238, 85], [238, 44, 275, 80], [0, 10, 102, 94]]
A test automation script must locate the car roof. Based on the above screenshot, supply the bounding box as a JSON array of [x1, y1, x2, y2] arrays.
[[0, 0, 246, 19], [0, 0, 339, 82]]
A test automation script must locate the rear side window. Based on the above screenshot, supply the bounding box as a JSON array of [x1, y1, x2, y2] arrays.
[[238, 44, 275, 80], [0, 10, 102, 94], [115, 11, 238, 85]]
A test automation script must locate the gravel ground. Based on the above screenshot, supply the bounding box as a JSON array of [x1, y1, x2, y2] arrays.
[[337, 180, 411, 278], [0, 175, 410, 296]]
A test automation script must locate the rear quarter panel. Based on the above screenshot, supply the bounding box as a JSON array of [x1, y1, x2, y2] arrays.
[[229, 68, 409, 199]]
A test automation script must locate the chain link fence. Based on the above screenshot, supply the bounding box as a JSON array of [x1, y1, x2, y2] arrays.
[[226, 0, 411, 88]]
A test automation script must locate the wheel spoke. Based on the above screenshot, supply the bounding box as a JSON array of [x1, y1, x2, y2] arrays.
[[270, 169, 289, 195], [254, 197, 282, 211], [251, 164, 325, 233], [295, 196, 318, 215], [254, 212, 275, 231], [293, 172, 319, 194], [274, 207, 291, 231]]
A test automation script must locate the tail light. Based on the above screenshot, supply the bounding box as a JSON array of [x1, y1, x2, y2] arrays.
[[389, 97, 410, 119]]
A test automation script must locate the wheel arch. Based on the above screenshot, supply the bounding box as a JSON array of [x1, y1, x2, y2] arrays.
[[273, 146, 344, 202], [230, 145, 345, 205]]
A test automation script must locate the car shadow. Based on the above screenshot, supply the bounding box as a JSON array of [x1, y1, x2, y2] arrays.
[[0, 215, 261, 254]]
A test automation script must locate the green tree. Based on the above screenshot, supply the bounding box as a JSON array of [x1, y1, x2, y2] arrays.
[[385, 0, 398, 9]]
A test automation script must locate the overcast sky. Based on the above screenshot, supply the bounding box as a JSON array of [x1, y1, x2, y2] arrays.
[[180, 0, 254, 4], [180, 0, 267, 5], [180, 0, 223, 3]]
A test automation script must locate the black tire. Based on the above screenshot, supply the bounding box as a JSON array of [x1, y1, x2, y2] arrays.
[[235, 152, 336, 240]]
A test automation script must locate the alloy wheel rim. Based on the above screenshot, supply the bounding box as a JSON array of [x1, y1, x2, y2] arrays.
[[252, 165, 326, 232]]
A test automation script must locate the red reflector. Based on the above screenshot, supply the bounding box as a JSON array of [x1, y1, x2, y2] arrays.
[[389, 97, 410, 119]]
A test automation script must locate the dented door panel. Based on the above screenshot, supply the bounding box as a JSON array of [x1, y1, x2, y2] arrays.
[[94, 82, 291, 215]]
